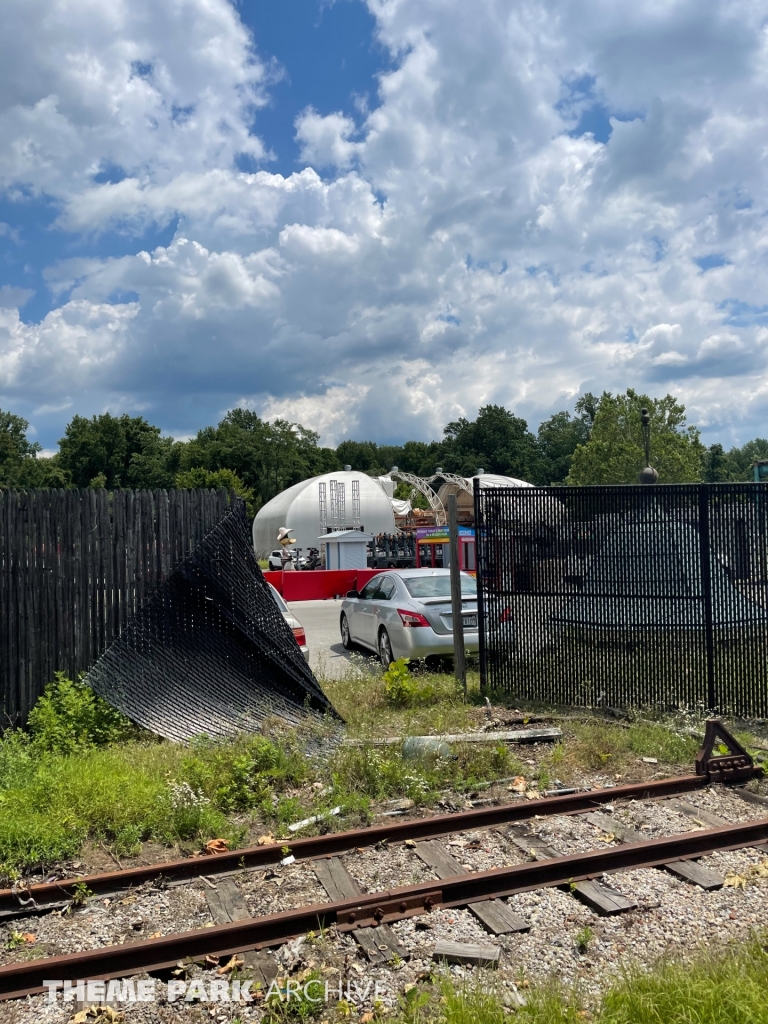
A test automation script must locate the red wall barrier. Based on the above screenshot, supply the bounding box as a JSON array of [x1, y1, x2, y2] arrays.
[[263, 568, 384, 600]]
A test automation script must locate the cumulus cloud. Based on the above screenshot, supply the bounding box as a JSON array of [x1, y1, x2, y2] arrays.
[[3, 0, 768, 445], [295, 108, 361, 169]]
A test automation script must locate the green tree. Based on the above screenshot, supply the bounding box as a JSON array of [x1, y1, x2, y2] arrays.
[[567, 390, 705, 484], [0, 408, 40, 485], [175, 467, 256, 518], [58, 413, 182, 489], [435, 404, 544, 482], [180, 409, 341, 509], [537, 397, 595, 484], [0, 408, 72, 488]]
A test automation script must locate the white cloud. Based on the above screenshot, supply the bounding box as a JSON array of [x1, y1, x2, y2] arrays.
[[4, 0, 768, 444], [295, 108, 361, 169]]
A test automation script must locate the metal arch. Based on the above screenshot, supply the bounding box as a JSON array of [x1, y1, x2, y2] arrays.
[[390, 471, 447, 525], [428, 471, 473, 495]]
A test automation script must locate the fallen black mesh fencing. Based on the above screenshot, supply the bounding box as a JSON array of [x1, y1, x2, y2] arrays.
[[475, 482, 768, 717], [87, 501, 339, 741]]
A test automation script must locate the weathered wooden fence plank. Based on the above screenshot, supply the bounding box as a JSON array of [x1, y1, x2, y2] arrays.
[[0, 489, 238, 724]]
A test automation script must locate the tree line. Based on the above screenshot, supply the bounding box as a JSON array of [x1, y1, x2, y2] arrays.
[[1, 390, 766, 515]]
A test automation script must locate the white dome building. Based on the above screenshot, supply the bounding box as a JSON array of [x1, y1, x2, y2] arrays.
[[253, 469, 397, 556], [436, 470, 534, 518]]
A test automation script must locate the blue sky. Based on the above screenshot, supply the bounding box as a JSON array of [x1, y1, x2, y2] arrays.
[[1, 0, 768, 451]]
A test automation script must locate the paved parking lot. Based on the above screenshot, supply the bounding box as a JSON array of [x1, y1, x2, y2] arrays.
[[287, 599, 378, 679]]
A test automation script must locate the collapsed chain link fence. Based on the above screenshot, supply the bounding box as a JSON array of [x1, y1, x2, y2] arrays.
[[87, 501, 340, 741]]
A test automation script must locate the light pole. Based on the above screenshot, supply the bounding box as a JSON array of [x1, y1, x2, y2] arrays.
[[638, 407, 659, 485]]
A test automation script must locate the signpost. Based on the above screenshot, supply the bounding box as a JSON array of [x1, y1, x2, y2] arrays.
[[447, 495, 467, 693]]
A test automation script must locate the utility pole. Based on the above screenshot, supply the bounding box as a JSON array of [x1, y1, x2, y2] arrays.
[[447, 494, 466, 693]]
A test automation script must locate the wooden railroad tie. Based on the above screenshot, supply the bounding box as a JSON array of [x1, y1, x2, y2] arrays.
[[507, 825, 637, 915], [584, 808, 724, 890], [413, 840, 530, 934], [313, 858, 405, 964]]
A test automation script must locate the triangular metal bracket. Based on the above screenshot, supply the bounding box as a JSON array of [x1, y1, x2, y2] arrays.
[[695, 719, 753, 783]]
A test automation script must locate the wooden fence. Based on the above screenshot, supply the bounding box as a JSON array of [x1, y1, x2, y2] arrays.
[[0, 489, 235, 724]]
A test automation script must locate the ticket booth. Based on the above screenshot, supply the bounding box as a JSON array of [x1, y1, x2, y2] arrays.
[[415, 526, 476, 572]]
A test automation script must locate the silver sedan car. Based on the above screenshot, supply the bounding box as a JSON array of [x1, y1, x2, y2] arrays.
[[339, 568, 479, 668]]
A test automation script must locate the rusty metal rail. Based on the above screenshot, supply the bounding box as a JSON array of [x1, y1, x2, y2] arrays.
[[0, 771, 725, 919], [2, 814, 768, 1001]]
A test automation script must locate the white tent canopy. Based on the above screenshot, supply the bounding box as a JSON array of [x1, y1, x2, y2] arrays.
[[253, 470, 397, 555]]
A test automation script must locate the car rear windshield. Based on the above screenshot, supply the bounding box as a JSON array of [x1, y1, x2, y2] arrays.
[[403, 575, 477, 599]]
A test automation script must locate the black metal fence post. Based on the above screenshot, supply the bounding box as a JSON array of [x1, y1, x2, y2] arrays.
[[474, 477, 487, 691], [697, 484, 717, 711]]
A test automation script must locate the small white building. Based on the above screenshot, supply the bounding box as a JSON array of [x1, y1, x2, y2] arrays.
[[320, 530, 374, 570]]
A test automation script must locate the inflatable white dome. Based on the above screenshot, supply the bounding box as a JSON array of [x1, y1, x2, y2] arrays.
[[253, 470, 397, 555]]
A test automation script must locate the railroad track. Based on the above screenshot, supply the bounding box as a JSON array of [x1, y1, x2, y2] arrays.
[[0, 719, 766, 1003]]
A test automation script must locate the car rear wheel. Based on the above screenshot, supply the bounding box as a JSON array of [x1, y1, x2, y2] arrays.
[[340, 613, 353, 650], [378, 628, 394, 669]]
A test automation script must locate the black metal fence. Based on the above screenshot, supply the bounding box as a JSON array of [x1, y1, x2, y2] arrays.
[[0, 488, 233, 723], [475, 482, 768, 716]]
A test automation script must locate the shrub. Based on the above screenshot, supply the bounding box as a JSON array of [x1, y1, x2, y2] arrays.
[[383, 659, 438, 707], [27, 673, 135, 753]]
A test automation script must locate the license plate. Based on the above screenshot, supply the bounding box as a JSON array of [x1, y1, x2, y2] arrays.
[[462, 614, 477, 629]]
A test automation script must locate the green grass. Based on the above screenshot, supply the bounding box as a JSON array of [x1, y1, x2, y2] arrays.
[[323, 659, 479, 739], [1, 666, 760, 879], [398, 933, 768, 1024]]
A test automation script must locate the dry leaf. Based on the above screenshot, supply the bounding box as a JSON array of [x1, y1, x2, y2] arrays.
[[361, 1014, 375, 1023], [600, 833, 616, 844], [217, 955, 243, 975], [508, 776, 527, 793], [20, 933, 35, 943], [205, 838, 230, 855], [258, 833, 276, 846], [724, 859, 768, 889], [404, 839, 417, 848], [148, 931, 162, 939]]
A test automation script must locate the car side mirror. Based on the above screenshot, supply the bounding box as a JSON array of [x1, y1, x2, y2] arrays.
[[346, 589, 360, 599]]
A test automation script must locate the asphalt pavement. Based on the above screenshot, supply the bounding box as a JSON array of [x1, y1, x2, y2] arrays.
[[287, 598, 378, 679]]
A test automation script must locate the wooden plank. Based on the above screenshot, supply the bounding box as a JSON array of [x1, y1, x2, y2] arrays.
[[205, 888, 232, 927], [664, 860, 723, 890], [508, 828, 560, 860], [217, 877, 251, 920], [469, 899, 530, 935], [242, 950, 278, 988], [433, 939, 500, 967], [733, 788, 768, 810], [572, 879, 636, 915], [584, 811, 646, 844], [353, 924, 404, 965], [585, 809, 725, 889], [313, 859, 405, 962], [204, 877, 251, 925], [314, 858, 361, 901], [415, 841, 529, 934], [414, 840, 465, 877], [666, 799, 730, 829], [508, 825, 636, 915]]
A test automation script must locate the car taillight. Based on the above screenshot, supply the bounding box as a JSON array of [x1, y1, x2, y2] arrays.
[[398, 609, 430, 627], [500, 607, 512, 623], [292, 627, 307, 646]]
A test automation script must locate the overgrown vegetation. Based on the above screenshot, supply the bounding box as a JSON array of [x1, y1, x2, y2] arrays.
[[394, 932, 768, 1024], [0, 666, 754, 880]]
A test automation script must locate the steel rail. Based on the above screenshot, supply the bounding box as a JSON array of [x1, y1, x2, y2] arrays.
[[0, 771, 729, 919], [2, 815, 768, 1001]]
